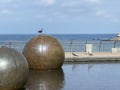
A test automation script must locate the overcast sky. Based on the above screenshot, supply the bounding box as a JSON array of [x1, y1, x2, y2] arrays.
[[0, 0, 120, 34]]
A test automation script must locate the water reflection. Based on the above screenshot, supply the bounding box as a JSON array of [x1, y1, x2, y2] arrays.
[[71, 63, 94, 71], [25, 68, 64, 90], [20, 62, 120, 90], [88, 63, 94, 71], [63, 62, 120, 90]]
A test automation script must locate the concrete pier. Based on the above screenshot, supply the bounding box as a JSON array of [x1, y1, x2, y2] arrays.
[[65, 52, 120, 62]]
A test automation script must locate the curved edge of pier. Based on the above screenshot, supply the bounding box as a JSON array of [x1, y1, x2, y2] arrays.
[[65, 52, 120, 62]]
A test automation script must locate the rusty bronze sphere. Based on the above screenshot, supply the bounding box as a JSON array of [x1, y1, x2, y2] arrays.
[[0, 46, 29, 90], [23, 34, 65, 69]]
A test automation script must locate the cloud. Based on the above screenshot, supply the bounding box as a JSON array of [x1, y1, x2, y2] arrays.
[[96, 10, 108, 17], [58, 0, 119, 23], [61, 1, 82, 7], [95, 10, 118, 23], [0, 9, 12, 15], [42, 0, 55, 6], [85, 0, 102, 5], [35, 0, 55, 6], [60, 0, 102, 15], [0, 0, 13, 3], [61, 0, 102, 8]]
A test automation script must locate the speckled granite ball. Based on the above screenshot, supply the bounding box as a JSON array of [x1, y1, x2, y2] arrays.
[[0, 46, 29, 90], [23, 34, 65, 69]]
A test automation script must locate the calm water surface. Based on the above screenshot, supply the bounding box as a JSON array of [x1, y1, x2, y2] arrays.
[[25, 62, 120, 90]]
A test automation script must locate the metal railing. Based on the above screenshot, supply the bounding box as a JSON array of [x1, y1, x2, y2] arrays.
[[0, 40, 119, 53], [59, 40, 120, 52], [0, 41, 26, 52]]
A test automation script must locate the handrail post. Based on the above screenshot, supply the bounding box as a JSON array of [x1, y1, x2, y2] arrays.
[[99, 41, 102, 52], [9, 42, 11, 48], [114, 41, 117, 48], [70, 40, 72, 53]]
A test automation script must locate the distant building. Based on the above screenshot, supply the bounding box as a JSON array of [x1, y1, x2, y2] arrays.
[[117, 33, 120, 37], [110, 33, 120, 41]]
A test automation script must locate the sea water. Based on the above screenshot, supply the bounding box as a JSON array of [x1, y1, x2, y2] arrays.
[[0, 34, 118, 52], [0, 34, 115, 41]]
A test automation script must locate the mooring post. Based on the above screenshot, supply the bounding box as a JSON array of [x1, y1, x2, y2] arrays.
[[99, 41, 102, 52]]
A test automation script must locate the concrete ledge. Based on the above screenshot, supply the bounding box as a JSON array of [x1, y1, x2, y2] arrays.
[[65, 57, 120, 62], [65, 52, 120, 62]]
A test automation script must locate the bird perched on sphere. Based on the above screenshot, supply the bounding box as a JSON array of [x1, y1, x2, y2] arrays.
[[38, 28, 43, 34]]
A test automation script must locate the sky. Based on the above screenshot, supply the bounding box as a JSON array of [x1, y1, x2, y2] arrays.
[[0, 0, 120, 34]]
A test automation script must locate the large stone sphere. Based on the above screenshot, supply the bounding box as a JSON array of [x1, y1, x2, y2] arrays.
[[23, 34, 65, 69], [0, 46, 29, 90]]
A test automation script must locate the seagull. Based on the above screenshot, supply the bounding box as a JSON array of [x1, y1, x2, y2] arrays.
[[38, 28, 43, 34], [88, 51, 93, 56], [72, 52, 79, 57]]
